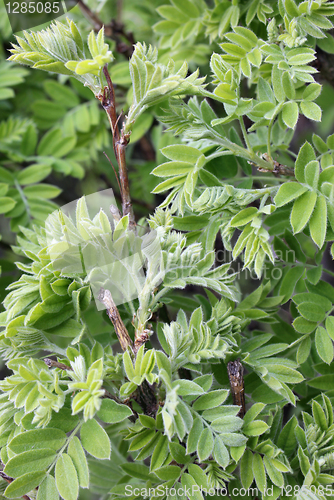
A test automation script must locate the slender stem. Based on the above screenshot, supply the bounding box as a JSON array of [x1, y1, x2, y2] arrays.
[[47, 422, 83, 475], [267, 119, 274, 160], [98, 288, 134, 352], [14, 180, 32, 223], [100, 65, 136, 227], [239, 117, 252, 152]]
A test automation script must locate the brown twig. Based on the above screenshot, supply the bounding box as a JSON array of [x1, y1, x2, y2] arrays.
[[272, 162, 295, 177], [255, 154, 295, 177], [99, 66, 136, 227], [133, 330, 150, 354], [0, 471, 31, 500], [133, 380, 159, 418], [100, 173, 154, 211], [98, 288, 134, 352], [77, 0, 134, 57], [44, 358, 72, 371], [98, 288, 158, 416], [227, 359, 246, 418]]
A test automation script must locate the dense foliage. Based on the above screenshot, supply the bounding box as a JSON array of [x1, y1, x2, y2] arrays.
[[0, 0, 334, 499]]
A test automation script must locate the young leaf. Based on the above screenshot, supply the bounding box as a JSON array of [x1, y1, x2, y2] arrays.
[[253, 453, 267, 493], [309, 194, 327, 248], [197, 428, 214, 461], [68, 437, 89, 489], [4, 448, 56, 477], [80, 419, 111, 459], [315, 326, 334, 365], [4, 472, 46, 499], [240, 449, 254, 488], [290, 191, 317, 233], [9, 428, 66, 454], [96, 399, 133, 424], [37, 475, 59, 500], [55, 454, 79, 500]]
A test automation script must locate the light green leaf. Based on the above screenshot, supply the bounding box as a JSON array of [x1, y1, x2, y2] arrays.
[[152, 175, 186, 194], [303, 83, 322, 101], [4, 471, 45, 499], [0, 197, 16, 214], [240, 449, 254, 488], [312, 133, 328, 154], [253, 453, 266, 493], [282, 101, 299, 129], [295, 142, 316, 183], [263, 456, 284, 487], [326, 316, 334, 341], [309, 194, 327, 248], [297, 336, 311, 365], [242, 403, 265, 425], [174, 379, 205, 396], [9, 428, 66, 454], [304, 160, 320, 189], [274, 182, 308, 207], [282, 72, 295, 100], [258, 77, 275, 104], [161, 145, 202, 163], [297, 302, 326, 323], [192, 390, 228, 411], [243, 420, 269, 437], [17, 164, 52, 185], [55, 454, 79, 500], [279, 265, 304, 303], [213, 436, 229, 468], [128, 429, 156, 452], [23, 184, 61, 199], [290, 190, 317, 233], [211, 416, 243, 433], [4, 448, 55, 477], [197, 428, 214, 461], [152, 161, 193, 177], [230, 207, 258, 227], [97, 399, 133, 424], [181, 474, 203, 500], [277, 416, 298, 457], [214, 83, 237, 100], [37, 475, 59, 500], [154, 465, 181, 481], [68, 437, 89, 489], [80, 419, 111, 459], [150, 433, 169, 471], [315, 326, 334, 364], [293, 316, 317, 334], [308, 375, 334, 390], [312, 400, 328, 432], [187, 418, 203, 455], [300, 101, 322, 121]]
